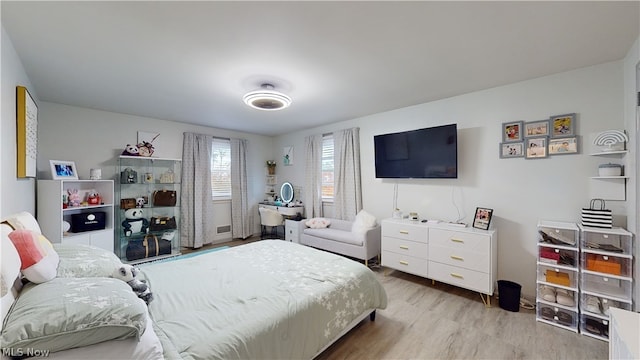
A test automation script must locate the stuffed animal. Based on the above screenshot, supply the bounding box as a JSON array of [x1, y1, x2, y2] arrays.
[[67, 189, 81, 207], [136, 197, 145, 208], [112, 264, 153, 304], [122, 144, 139, 156], [122, 208, 148, 236], [136, 141, 154, 157]]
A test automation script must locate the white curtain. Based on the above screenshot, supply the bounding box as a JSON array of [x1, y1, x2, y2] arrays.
[[230, 138, 252, 239], [304, 134, 324, 218], [333, 127, 362, 220], [180, 132, 216, 248]]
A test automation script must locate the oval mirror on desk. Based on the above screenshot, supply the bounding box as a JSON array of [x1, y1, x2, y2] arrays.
[[280, 182, 293, 203]]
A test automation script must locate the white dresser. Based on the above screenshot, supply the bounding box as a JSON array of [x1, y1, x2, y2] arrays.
[[285, 219, 306, 244], [381, 218, 497, 301]]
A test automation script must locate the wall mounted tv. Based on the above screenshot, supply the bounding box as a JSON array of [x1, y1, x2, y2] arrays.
[[374, 124, 457, 179]]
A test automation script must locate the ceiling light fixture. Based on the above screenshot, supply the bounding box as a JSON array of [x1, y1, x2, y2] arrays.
[[243, 84, 292, 111]]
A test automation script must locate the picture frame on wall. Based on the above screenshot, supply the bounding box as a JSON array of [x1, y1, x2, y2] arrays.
[[499, 142, 524, 158], [16, 86, 38, 178], [548, 136, 578, 155], [550, 113, 576, 137], [283, 146, 293, 166], [524, 120, 550, 137], [525, 137, 548, 159], [502, 121, 524, 142], [50, 160, 79, 180], [472, 207, 493, 230]]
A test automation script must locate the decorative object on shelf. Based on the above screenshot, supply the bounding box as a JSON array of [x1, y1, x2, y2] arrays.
[[136, 197, 146, 208], [549, 136, 578, 155], [153, 190, 177, 206], [16, 86, 38, 178], [525, 137, 548, 159], [121, 208, 149, 237], [581, 199, 612, 228], [266, 160, 276, 175], [87, 190, 101, 205], [136, 131, 160, 157], [121, 144, 140, 156], [499, 142, 524, 158], [525, 120, 550, 137], [89, 168, 102, 180], [502, 121, 524, 142], [126, 234, 172, 261], [120, 198, 137, 209], [598, 163, 622, 177], [70, 212, 106, 233], [392, 208, 403, 219], [283, 146, 293, 165], [472, 207, 493, 230], [149, 216, 177, 231], [62, 221, 71, 234], [408, 212, 419, 221], [67, 188, 81, 207], [143, 173, 154, 184], [50, 160, 78, 180], [120, 167, 138, 184], [593, 129, 628, 152], [160, 169, 175, 183], [550, 113, 576, 137]]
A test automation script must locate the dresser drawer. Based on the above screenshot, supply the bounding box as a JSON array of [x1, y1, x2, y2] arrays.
[[382, 236, 428, 260], [429, 243, 489, 273], [382, 250, 428, 277], [382, 221, 427, 243], [428, 261, 492, 295], [429, 228, 490, 253]]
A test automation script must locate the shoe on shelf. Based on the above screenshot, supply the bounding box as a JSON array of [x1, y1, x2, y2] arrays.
[[584, 295, 602, 314], [556, 288, 575, 307], [601, 298, 619, 316], [539, 285, 556, 302]]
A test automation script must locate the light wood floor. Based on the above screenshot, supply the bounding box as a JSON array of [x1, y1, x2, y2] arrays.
[[185, 239, 608, 359]]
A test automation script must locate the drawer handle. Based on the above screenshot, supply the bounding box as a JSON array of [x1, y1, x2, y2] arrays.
[[399, 260, 409, 265], [450, 255, 464, 261], [450, 238, 464, 243], [399, 245, 409, 250], [603, 256, 609, 261], [399, 230, 409, 234], [450, 273, 463, 279]]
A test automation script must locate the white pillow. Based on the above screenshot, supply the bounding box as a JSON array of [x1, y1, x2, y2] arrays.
[[305, 218, 331, 229], [352, 210, 377, 233]]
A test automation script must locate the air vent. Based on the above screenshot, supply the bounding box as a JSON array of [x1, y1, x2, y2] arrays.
[[217, 225, 231, 234]]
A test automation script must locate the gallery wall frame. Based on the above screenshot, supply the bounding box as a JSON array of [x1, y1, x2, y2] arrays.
[[550, 113, 576, 137], [525, 137, 548, 159], [16, 86, 38, 178], [549, 136, 578, 155], [499, 142, 524, 158], [524, 120, 550, 137], [502, 121, 524, 142]]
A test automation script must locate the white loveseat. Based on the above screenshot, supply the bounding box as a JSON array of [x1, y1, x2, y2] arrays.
[[299, 216, 381, 266]]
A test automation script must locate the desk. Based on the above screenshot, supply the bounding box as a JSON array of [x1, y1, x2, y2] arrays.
[[258, 203, 304, 218]]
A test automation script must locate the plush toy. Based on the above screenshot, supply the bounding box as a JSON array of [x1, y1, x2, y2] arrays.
[[67, 189, 81, 207], [112, 264, 153, 304], [122, 144, 139, 156], [136, 141, 154, 157], [121, 208, 148, 236], [136, 197, 145, 208]]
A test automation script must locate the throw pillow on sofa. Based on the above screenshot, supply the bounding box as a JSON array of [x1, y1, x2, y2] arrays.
[[8, 229, 59, 283], [352, 210, 377, 233], [306, 218, 331, 229]]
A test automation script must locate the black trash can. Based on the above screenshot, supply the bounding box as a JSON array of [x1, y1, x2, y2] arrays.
[[498, 280, 521, 312]]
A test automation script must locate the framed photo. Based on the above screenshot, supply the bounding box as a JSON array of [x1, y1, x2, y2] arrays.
[[550, 113, 576, 137], [502, 121, 524, 142], [50, 160, 79, 180], [549, 136, 578, 155], [473, 207, 493, 230], [499, 142, 524, 158], [16, 86, 38, 178], [524, 120, 550, 137], [525, 137, 548, 159]]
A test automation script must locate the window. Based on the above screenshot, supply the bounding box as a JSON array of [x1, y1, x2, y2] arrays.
[[211, 138, 231, 199], [321, 134, 334, 200]]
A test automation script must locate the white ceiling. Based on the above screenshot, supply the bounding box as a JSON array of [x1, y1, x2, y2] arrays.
[[2, 1, 639, 136]]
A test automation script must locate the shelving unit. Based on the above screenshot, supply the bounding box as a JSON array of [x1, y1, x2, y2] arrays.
[[536, 220, 579, 332], [589, 150, 628, 201], [579, 225, 633, 341], [116, 156, 182, 263], [266, 174, 277, 198], [37, 180, 114, 252]]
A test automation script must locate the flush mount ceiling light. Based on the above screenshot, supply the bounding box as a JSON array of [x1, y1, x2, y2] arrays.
[[243, 84, 292, 111]]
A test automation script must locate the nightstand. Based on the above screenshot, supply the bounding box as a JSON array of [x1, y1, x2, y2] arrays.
[[285, 219, 306, 244]]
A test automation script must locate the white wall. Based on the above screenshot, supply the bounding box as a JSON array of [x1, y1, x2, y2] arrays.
[[36, 102, 274, 237], [275, 61, 627, 299], [1, 26, 37, 218]]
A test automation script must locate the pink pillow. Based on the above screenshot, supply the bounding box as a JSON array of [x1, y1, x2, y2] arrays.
[[305, 218, 331, 229], [8, 229, 59, 283]]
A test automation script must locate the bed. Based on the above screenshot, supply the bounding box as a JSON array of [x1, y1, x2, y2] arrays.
[[1, 212, 387, 359]]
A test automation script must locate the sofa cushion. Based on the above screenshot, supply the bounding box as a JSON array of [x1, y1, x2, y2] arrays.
[[303, 228, 364, 246], [305, 217, 331, 229], [352, 210, 377, 233]]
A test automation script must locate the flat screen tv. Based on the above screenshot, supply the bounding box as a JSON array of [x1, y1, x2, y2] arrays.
[[374, 124, 457, 179]]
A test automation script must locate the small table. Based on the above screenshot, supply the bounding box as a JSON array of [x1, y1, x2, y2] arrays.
[[258, 203, 304, 218]]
